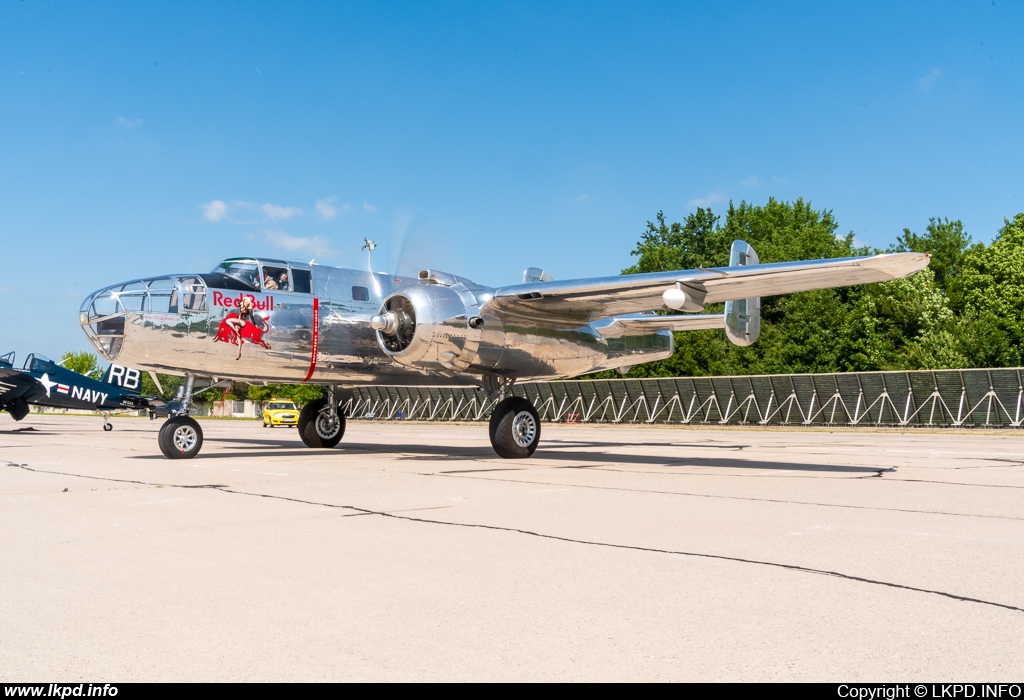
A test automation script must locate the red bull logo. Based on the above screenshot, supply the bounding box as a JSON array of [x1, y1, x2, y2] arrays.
[[211, 291, 275, 311]]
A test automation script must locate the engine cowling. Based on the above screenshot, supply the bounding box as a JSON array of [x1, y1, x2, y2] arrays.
[[370, 285, 475, 372]]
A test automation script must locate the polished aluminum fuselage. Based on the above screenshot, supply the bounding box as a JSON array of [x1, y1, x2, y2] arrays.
[[80, 261, 673, 386]]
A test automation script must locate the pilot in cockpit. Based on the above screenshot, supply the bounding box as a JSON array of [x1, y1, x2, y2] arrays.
[[278, 270, 289, 290], [263, 274, 279, 290]]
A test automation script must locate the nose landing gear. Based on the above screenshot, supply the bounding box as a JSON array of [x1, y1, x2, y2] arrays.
[[158, 415, 204, 459], [156, 373, 204, 459]]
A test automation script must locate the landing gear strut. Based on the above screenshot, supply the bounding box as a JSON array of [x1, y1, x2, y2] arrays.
[[483, 375, 541, 459], [298, 386, 346, 449], [102, 413, 113, 431], [158, 373, 204, 459]]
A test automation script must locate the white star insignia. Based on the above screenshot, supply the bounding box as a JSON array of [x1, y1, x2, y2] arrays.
[[38, 373, 57, 398]]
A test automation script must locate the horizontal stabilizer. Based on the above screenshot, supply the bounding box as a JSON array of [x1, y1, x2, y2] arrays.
[[596, 313, 724, 338]]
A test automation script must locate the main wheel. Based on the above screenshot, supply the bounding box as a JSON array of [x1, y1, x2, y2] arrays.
[[298, 398, 345, 449], [103, 422, 113, 432], [158, 416, 204, 459], [489, 396, 541, 458]]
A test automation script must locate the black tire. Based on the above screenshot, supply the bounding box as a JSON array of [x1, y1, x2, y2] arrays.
[[298, 398, 345, 449], [103, 422, 113, 432], [489, 397, 541, 459], [158, 416, 204, 459]]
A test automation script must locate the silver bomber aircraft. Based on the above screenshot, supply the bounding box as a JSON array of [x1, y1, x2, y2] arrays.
[[79, 240, 929, 460]]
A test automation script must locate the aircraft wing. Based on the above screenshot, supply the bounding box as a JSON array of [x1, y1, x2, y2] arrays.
[[0, 368, 46, 415], [486, 252, 929, 325]]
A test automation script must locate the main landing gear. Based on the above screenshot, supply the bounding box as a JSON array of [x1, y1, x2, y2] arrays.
[[483, 375, 541, 459], [298, 386, 346, 449], [489, 396, 541, 458]]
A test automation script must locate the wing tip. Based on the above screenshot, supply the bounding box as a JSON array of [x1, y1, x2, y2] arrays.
[[862, 252, 931, 278]]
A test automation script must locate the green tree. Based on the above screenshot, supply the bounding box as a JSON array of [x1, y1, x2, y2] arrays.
[[60, 351, 103, 379], [892, 217, 973, 296], [140, 372, 184, 400], [951, 212, 1024, 366], [624, 208, 728, 274], [247, 383, 323, 406]]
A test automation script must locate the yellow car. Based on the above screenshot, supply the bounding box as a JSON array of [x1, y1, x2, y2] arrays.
[[263, 399, 299, 428]]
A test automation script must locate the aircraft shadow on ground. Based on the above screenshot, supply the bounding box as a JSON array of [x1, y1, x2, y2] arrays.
[[136, 435, 881, 473]]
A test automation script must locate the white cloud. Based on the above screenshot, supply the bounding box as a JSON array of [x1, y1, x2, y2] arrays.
[[115, 115, 142, 128], [687, 191, 725, 208], [315, 197, 339, 221], [919, 68, 942, 92], [261, 203, 303, 221], [739, 176, 761, 187], [363, 200, 377, 213], [202, 200, 229, 222], [771, 176, 790, 185], [263, 230, 336, 256], [575, 194, 589, 202]]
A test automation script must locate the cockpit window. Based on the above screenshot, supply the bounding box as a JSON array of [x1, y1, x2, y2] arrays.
[[213, 261, 261, 290], [292, 269, 312, 294], [177, 277, 207, 312], [262, 265, 290, 292]]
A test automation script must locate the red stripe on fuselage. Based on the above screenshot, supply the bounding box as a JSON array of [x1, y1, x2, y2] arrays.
[[302, 297, 319, 383]]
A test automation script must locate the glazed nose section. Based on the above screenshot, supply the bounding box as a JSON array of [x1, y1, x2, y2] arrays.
[[81, 284, 128, 360], [80, 277, 176, 360]]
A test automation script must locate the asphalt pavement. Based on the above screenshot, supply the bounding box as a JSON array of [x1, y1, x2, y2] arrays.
[[2, 414, 1022, 681]]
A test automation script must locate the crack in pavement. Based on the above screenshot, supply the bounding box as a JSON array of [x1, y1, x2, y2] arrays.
[[550, 465, 1024, 489], [428, 471, 1024, 522], [6, 461, 1024, 614]]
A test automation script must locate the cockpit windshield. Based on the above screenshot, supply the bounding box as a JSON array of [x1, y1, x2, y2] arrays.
[[23, 353, 55, 373], [212, 260, 261, 290]]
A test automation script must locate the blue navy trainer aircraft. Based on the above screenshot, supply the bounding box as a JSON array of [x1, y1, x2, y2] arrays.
[[0, 351, 170, 430]]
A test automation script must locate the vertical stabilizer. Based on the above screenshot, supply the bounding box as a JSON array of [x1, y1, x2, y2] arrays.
[[724, 240, 761, 346], [102, 363, 143, 393]]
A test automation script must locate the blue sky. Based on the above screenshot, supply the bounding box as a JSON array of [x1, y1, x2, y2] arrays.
[[1, 1, 1021, 357]]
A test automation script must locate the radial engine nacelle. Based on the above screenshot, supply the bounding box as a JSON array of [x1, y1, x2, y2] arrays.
[[370, 281, 483, 373]]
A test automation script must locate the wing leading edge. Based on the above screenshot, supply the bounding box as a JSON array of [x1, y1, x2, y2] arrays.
[[486, 252, 929, 325]]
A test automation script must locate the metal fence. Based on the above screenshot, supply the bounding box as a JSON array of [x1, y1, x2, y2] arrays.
[[346, 368, 1024, 428]]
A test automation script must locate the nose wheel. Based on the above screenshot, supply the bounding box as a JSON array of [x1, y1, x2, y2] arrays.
[[489, 396, 541, 458], [158, 416, 204, 459], [157, 373, 203, 459]]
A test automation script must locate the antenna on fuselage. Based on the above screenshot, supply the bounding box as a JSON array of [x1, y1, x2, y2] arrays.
[[362, 238, 383, 299], [361, 238, 377, 269]]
